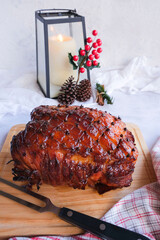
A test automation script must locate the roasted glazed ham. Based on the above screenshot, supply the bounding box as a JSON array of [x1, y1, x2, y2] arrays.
[[11, 105, 138, 194]]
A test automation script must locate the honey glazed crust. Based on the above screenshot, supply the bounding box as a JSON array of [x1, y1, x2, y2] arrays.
[[11, 105, 138, 193]]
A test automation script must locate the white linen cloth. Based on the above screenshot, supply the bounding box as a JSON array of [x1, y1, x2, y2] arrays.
[[92, 56, 160, 97], [0, 56, 160, 118]]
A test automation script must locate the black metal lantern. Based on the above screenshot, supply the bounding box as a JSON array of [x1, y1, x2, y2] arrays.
[[35, 9, 90, 98]]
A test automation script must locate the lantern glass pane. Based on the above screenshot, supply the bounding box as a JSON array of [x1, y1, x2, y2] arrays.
[[48, 22, 88, 98], [37, 20, 46, 95]]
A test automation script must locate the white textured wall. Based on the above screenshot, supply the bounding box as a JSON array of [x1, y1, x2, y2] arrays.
[[0, 0, 160, 76]]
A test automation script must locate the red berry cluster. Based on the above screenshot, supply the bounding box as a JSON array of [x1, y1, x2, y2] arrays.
[[72, 30, 102, 73]]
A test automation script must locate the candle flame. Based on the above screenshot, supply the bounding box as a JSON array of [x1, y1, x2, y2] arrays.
[[57, 34, 63, 42]]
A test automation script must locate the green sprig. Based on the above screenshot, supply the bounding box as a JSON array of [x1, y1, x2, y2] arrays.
[[68, 48, 100, 71], [96, 83, 113, 104]]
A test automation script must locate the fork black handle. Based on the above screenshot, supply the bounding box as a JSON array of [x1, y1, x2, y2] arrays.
[[59, 207, 150, 240]]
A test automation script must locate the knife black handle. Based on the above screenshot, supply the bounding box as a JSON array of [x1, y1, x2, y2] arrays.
[[59, 207, 150, 240]]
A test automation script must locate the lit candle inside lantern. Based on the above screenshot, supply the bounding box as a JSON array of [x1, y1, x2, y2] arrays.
[[49, 34, 77, 98]]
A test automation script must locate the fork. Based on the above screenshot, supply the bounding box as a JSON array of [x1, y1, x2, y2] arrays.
[[0, 177, 150, 240]]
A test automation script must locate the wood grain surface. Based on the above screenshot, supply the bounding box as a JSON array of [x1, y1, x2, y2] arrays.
[[0, 124, 157, 239]]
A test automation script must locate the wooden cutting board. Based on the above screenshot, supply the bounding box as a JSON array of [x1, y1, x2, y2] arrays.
[[0, 123, 157, 239]]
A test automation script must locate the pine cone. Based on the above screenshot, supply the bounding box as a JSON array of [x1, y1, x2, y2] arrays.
[[76, 79, 92, 102], [58, 76, 76, 106]]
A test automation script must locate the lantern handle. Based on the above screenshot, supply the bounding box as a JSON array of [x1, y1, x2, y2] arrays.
[[37, 9, 77, 14]]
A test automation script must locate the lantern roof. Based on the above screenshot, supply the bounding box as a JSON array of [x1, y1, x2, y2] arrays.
[[35, 9, 84, 24]]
